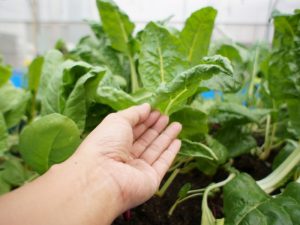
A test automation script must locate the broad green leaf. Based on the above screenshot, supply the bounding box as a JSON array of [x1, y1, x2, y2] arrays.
[[0, 83, 30, 128], [95, 86, 137, 110], [96, 0, 134, 54], [151, 55, 233, 115], [180, 136, 228, 164], [1, 157, 27, 186], [19, 113, 81, 174], [215, 126, 257, 158], [181, 136, 228, 176], [0, 113, 8, 155], [63, 68, 106, 131], [139, 22, 187, 90], [224, 173, 300, 225], [41, 59, 93, 115], [39, 50, 64, 98], [0, 64, 12, 87], [72, 36, 123, 76], [212, 102, 269, 124], [181, 7, 217, 65], [28, 56, 44, 93], [170, 106, 208, 140], [268, 12, 300, 101]]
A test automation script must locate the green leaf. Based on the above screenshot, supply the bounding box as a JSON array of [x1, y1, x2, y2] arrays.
[[96, 0, 134, 54], [63, 70, 106, 131], [212, 102, 269, 124], [19, 113, 81, 174], [215, 126, 257, 158], [181, 7, 217, 65], [170, 106, 208, 140], [268, 12, 300, 101], [95, 86, 137, 110], [224, 173, 300, 225], [39, 50, 64, 98], [28, 56, 44, 93], [0, 113, 8, 155], [0, 173, 10, 195], [0, 63, 12, 87], [180, 136, 228, 164], [0, 83, 30, 128], [178, 183, 191, 199], [139, 22, 187, 90], [151, 55, 233, 115], [1, 157, 27, 186]]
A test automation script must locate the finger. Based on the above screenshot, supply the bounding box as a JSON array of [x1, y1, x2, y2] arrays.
[[133, 111, 161, 140], [140, 122, 182, 164], [118, 103, 151, 127], [131, 115, 169, 158], [152, 139, 181, 181]]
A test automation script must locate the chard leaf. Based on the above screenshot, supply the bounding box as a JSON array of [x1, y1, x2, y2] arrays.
[[0, 113, 8, 155], [224, 173, 300, 225], [28, 56, 44, 93], [95, 86, 137, 110], [170, 106, 208, 140], [215, 126, 257, 158], [20, 113, 81, 174], [0, 64, 11, 87], [139, 22, 187, 90], [0, 83, 30, 128], [181, 7, 217, 65], [63, 70, 105, 132], [151, 55, 233, 115], [1, 157, 27, 186], [39, 50, 64, 98], [96, 0, 134, 54], [180, 136, 228, 164], [268, 12, 300, 101]]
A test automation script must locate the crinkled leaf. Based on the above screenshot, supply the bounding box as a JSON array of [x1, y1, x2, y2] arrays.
[[139, 22, 187, 90], [181, 7, 217, 65], [151, 55, 233, 115], [63, 71, 104, 132], [224, 173, 300, 225], [96, 0, 134, 54], [39, 50, 64, 98], [19, 113, 81, 174]]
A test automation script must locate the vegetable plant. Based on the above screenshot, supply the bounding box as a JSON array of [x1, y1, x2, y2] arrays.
[[0, 0, 299, 224]]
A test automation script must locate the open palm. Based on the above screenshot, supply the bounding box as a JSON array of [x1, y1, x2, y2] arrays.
[[78, 104, 182, 210]]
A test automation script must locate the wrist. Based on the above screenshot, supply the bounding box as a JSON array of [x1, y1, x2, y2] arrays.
[[52, 153, 124, 224]]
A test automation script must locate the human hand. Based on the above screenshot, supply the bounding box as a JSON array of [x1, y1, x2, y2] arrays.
[[76, 103, 182, 211]]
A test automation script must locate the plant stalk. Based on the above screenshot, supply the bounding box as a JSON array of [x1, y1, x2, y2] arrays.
[[128, 55, 139, 92], [156, 168, 180, 197]]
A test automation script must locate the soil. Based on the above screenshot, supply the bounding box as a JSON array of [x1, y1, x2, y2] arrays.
[[112, 154, 272, 225]]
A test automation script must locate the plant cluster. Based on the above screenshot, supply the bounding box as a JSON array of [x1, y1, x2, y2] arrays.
[[0, 0, 299, 224]]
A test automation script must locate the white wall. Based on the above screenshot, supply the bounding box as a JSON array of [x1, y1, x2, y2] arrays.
[[0, 0, 299, 67]]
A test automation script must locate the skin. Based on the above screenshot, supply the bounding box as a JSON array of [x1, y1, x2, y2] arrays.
[[0, 103, 182, 225]]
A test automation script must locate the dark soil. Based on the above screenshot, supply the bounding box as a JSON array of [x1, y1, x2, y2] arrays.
[[112, 154, 272, 225]]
